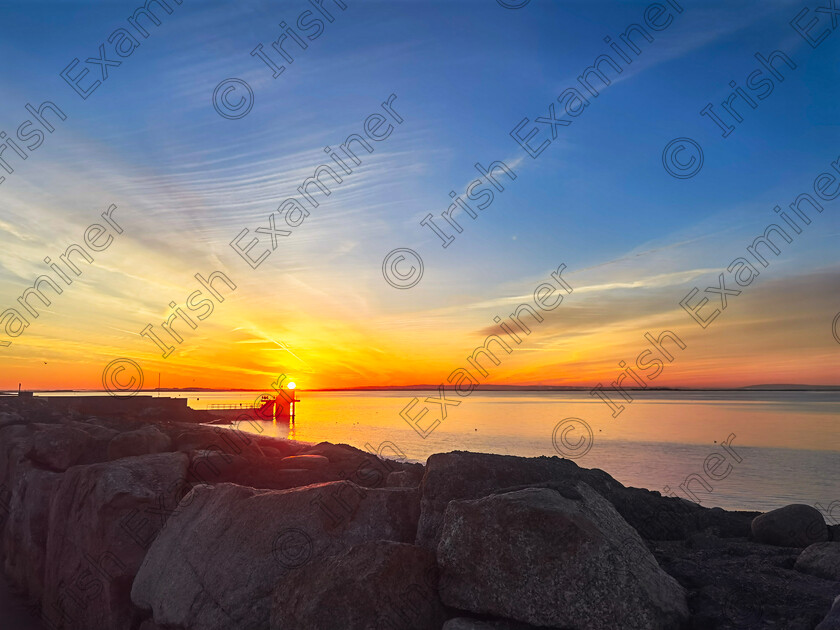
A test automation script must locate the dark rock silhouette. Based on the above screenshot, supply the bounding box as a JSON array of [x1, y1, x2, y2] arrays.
[[796, 542, 840, 581], [131, 481, 420, 630], [271, 540, 446, 629], [751, 503, 829, 547], [437, 484, 689, 629], [817, 595, 840, 630], [42, 452, 189, 630], [0, 397, 836, 630], [106, 426, 171, 460]]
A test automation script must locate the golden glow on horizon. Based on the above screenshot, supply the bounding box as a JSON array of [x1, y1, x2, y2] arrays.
[[0, 238, 835, 391]]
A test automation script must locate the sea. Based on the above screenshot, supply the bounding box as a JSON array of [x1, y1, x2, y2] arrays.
[[35, 389, 840, 516]]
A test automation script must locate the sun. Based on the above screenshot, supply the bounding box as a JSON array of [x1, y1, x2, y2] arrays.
[[287, 382, 296, 389]]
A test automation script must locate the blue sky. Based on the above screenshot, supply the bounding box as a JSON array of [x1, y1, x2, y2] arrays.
[[0, 0, 838, 388]]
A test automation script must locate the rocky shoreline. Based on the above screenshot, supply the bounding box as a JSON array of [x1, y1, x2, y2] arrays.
[[1, 396, 838, 629]]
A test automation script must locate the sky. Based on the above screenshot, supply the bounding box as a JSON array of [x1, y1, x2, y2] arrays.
[[0, 0, 838, 390]]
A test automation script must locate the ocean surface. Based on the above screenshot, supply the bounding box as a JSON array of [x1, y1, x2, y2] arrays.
[[37, 389, 839, 516]]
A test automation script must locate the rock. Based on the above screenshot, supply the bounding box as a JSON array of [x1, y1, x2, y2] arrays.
[[795, 542, 840, 580], [817, 595, 840, 630], [650, 537, 839, 629], [417, 452, 617, 548], [26, 424, 93, 471], [2, 463, 62, 601], [0, 411, 24, 429], [107, 426, 171, 460], [0, 424, 33, 492], [132, 481, 421, 630], [277, 454, 330, 469], [299, 442, 406, 488], [66, 421, 120, 462], [751, 504, 828, 547], [173, 425, 264, 461], [21, 422, 119, 472], [443, 619, 537, 629], [78, 415, 146, 433], [270, 541, 446, 629], [437, 484, 689, 629], [42, 452, 189, 630], [383, 463, 424, 489], [416, 451, 752, 549], [247, 433, 304, 458], [197, 441, 415, 492], [387, 470, 420, 487], [183, 449, 332, 491], [68, 419, 120, 443], [261, 446, 284, 458], [186, 449, 252, 485], [611, 493, 756, 541]]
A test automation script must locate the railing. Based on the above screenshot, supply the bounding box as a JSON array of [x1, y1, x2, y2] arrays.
[[206, 403, 256, 410]]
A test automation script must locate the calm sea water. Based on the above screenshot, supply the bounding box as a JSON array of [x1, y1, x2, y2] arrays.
[[36, 390, 840, 516]]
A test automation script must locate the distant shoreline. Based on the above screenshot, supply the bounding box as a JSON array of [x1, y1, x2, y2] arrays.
[[5, 384, 840, 393]]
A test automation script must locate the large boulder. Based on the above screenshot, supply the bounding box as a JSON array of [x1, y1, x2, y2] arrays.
[[23, 422, 118, 471], [416, 451, 751, 549], [42, 452, 189, 630], [651, 536, 839, 629], [298, 442, 409, 489], [66, 420, 120, 454], [183, 449, 330, 491], [246, 432, 305, 458], [0, 424, 33, 493], [387, 469, 422, 487], [437, 484, 689, 629], [0, 410, 25, 429], [277, 454, 330, 469], [417, 452, 618, 548], [107, 426, 171, 460], [270, 541, 446, 629], [2, 463, 62, 601], [751, 504, 829, 547], [443, 619, 537, 629], [174, 440, 413, 492], [817, 595, 840, 630], [132, 481, 421, 630], [26, 424, 92, 471], [795, 542, 840, 580], [172, 425, 265, 461], [185, 449, 253, 484]]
